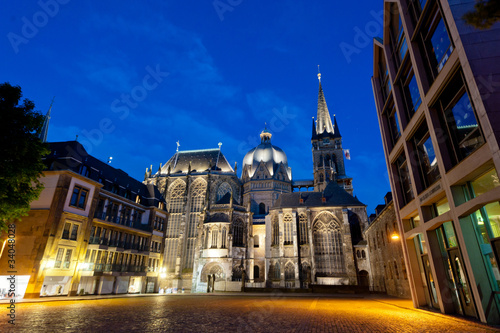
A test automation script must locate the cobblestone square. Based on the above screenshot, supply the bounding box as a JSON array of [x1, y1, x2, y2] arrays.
[[2, 294, 498, 332]]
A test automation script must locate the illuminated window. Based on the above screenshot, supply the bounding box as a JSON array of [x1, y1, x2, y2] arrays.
[[54, 248, 64, 268], [63, 249, 72, 269], [313, 213, 345, 276]]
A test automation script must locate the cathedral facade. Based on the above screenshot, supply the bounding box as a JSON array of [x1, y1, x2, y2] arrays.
[[145, 74, 370, 292]]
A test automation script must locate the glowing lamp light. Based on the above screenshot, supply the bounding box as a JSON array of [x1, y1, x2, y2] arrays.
[[45, 259, 56, 269], [160, 273, 167, 279], [391, 232, 400, 241], [78, 263, 90, 270]]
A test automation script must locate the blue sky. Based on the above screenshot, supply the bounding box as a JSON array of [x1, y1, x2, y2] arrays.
[[1, 0, 390, 213]]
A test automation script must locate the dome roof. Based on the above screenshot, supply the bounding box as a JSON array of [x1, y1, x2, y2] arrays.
[[242, 137, 292, 179]]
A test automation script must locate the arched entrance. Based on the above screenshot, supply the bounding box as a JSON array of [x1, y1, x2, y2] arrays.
[[359, 270, 369, 287]]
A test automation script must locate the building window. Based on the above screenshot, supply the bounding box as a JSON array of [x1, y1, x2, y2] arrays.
[[211, 227, 218, 248], [394, 261, 400, 279], [69, 185, 89, 209], [395, 152, 414, 207], [283, 214, 293, 245], [54, 248, 65, 268], [62, 222, 71, 239], [467, 168, 500, 200], [313, 213, 345, 276], [408, 0, 429, 25], [299, 213, 308, 245], [384, 101, 401, 148], [411, 122, 440, 191], [254, 265, 259, 279], [259, 203, 266, 215], [285, 263, 295, 280], [221, 228, 227, 248], [401, 66, 422, 119], [233, 219, 245, 247], [434, 71, 484, 168], [271, 216, 280, 246], [63, 249, 72, 269], [70, 224, 78, 241], [418, 7, 453, 79], [254, 235, 259, 248], [217, 182, 232, 202]]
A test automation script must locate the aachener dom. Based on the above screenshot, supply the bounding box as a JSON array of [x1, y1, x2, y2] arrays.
[[144, 73, 371, 292]]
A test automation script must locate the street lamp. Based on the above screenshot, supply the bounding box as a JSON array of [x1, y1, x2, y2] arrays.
[[391, 232, 400, 241]]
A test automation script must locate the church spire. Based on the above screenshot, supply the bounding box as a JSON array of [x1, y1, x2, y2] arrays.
[[316, 72, 334, 136], [311, 117, 318, 140], [333, 114, 341, 138], [38, 97, 54, 143]]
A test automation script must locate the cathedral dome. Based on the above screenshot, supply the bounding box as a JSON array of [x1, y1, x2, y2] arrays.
[[242, 129, 292, 179]]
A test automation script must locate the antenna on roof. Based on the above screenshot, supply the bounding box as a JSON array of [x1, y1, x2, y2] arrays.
[[75, 135, 79, 141]]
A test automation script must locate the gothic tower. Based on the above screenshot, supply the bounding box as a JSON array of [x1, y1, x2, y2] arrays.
[[311, 72, 353, 194]]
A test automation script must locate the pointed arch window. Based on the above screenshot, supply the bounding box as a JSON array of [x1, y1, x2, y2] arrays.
[[283, 214, 293, 245], [313, 212, 345, 276], [211, 227, 218, 248], [299, 213, 308, 244], [285, 262, 295, 280], [221, 228, 227, 248], [272, 216, 279, 246], [217, 182, 232, 202], [233, 218, 245, 247]]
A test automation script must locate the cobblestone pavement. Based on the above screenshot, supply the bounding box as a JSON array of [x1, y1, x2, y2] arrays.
[[1, 294, 498, 332]]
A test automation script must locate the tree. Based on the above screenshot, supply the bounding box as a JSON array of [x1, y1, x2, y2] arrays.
[[0, 83, 49, 231], [463, 0, 500, 29]]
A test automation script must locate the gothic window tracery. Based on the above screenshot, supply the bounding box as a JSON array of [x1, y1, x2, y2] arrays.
[[165, 179, 186, 273], [184, 178, 206, 268], [232, 218, 245, 247], [285, 262, 295, 280], [299, 213, 308, 244], [217, 182, 232, 202], [272, 215, 279, 246], [313, 212, 345, 276], [283, 214, 293, 245]]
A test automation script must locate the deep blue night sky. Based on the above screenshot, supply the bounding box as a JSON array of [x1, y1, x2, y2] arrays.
[[1, 1, 391, 213]]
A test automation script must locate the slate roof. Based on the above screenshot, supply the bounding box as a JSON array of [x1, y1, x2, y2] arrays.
[[161, 149, 233, 174], [216, 192, 240, 206], [43, 141, 165, 208], [273, 181, 364, 209]]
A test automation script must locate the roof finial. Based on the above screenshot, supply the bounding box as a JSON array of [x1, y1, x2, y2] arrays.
[[317, 65, 321, 82], [176, 141, 180, 152], [218, 142, 222, 150]]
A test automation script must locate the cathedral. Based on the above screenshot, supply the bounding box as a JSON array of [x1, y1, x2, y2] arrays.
[[145, 73, 370, 292]]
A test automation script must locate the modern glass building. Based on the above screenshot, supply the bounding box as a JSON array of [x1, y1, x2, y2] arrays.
[[372, 0, 500, 325]]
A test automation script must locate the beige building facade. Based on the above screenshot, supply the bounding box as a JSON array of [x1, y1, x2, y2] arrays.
[[372, 0, 500, 324]]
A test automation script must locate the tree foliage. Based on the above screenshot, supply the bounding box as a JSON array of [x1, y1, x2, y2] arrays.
[[463, 0, 500, 29], [0, 83, 49, 230]]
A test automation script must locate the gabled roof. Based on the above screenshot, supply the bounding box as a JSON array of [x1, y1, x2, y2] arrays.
[[161, 148, 234, 174], [272, 181, 364, 209]]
